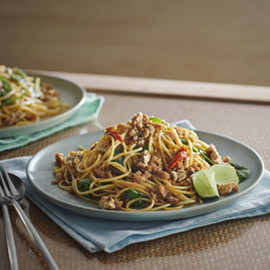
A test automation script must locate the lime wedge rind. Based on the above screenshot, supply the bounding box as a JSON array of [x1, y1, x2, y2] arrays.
[[209, 164, 239, 185], [192, 163, 240, 200], [192, 169, 220, 199]]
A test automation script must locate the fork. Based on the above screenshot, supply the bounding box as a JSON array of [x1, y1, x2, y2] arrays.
[[0, 178, 19, 270], [0, 165, 59, 270]]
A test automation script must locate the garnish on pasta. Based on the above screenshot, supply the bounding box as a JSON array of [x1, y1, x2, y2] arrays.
[[0, 65, 69, 128], [52, 113, 249, 212]]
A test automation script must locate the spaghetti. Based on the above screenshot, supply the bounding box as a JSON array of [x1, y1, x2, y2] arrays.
[[52, 113, 230, 212], [0, 65, 69, 128]]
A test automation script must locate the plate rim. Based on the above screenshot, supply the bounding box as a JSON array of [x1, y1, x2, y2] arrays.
[[0, 71, 87, 138], [26, 129, 265, 221]]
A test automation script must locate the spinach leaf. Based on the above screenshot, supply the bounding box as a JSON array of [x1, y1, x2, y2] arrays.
[[149, 117, 163, 124], [142, 143, 149, 151], [0, 76, 12, 96], [0, 91, 28, 107], [13, 67, 27, 78], [78, 177, 92, 192], [78, 177, 98, 200], [114, 147, 124, 165], [180, 138, 197, 152], [133, 143, 149, 153], [110, 148, 126, 174], [180, 138, 188, 145], [229, 162, 250, 182], [197, 148, 215, 165], [126, 189, 147, 207], [149, 116, 166, 130], [11, 74, 24, 83], [180, 138, 215, 166]]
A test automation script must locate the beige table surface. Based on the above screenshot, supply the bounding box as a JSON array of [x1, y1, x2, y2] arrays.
[[0, 73, 270, 270]]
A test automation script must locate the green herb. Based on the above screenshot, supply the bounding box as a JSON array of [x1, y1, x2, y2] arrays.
[[110, 148, 125, 174], [126, 189, 147, 207], [78, 177, 98, 200], [149, 117, 163, 124], [181, 137, 215, 166], [114, 147, 124, 165], [180, 138, 188, 145], [13, 67, 27, 78], [197, 148, 215, 165], [78, 177, 92, 191], [11, 74, 24, 83], [0, 91, 28, 107], [0, 76, 12, 95], [229, 162, 250, 182], [133, 143, 149, 153], [149, 116, 166, 130], [180, 138, 197, 152]]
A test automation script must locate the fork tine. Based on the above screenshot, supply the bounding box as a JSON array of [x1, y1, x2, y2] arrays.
[[0, 179, 6, 199], [0, 172, 11, 197], [0, 169, 19, 270], [0, 165, 19, 197], [1, 166, 58, 269]]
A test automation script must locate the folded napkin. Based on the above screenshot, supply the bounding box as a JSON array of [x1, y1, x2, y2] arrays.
[[0, 93, 104, 152], [2, 120, 270, 253]]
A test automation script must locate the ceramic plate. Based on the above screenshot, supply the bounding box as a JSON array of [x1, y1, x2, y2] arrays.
[[27, 130, 264, 221], [0, 72, 87, 138]]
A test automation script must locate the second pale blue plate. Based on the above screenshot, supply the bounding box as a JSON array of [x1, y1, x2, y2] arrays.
[[0, 72, 86, 138]]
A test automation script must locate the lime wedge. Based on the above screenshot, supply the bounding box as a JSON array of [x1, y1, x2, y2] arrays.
[[192, 169, 220, 199], [209, 164, 239, 185]]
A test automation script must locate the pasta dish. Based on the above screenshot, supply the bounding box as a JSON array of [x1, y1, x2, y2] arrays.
[[52, 113, 246, 212], [0, 65, 69, 128]]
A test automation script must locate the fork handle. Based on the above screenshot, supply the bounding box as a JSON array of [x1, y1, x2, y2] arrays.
[[2, 205, 19, 270], [11, 200, 59, 270]]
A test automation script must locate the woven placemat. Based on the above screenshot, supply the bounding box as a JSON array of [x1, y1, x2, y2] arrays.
[[1, 93, 270, 270]]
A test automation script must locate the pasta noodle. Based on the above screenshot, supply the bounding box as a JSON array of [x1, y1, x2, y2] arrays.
[[52, 112, 232, 212], [0, 65, 69, 128]]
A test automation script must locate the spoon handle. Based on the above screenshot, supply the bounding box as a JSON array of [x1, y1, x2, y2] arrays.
[[11, 200, 59, 270], [2, 205, 19, 270]]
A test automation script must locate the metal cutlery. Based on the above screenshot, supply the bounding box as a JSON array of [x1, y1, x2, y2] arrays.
[[0, 165, 59, 270]]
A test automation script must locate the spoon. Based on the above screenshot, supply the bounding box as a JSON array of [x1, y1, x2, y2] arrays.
[[1, 171, 59, 270]]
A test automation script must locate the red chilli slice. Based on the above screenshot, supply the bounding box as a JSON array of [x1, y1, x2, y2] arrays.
[[108, 131, 123, 143], [166, 146, 187, 169]]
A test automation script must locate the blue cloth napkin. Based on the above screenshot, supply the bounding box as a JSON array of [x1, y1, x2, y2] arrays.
[[0, 93, 104, 152], [2, 120, 270, 253]]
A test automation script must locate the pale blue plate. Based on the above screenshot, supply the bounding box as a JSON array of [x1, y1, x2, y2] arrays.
[[27, 130, 264, 221], [0, 72, 87, 138]]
